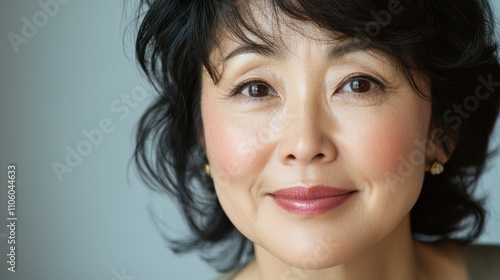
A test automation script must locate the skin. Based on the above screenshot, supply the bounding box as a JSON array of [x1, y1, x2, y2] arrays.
[[201, 7, 465, 280]]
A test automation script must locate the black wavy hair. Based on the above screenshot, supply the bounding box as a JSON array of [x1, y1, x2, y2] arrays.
[[134, 0, 500, 272]]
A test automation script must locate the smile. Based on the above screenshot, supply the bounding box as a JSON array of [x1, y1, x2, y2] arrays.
[[269, 186, 356, 216]]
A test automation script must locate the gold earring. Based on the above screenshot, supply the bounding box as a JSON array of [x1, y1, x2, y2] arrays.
[[204, 163, 211, 176], [430, 161, 444, 175]]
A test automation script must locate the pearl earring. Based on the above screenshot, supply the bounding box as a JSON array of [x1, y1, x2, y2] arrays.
[[430, 161, 444, 175], [204, 163, 211, 176]]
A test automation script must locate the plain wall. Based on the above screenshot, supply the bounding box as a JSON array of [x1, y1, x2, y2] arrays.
[[1, 1, 500, 279]]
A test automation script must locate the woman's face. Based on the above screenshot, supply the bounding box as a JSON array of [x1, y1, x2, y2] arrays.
[[201, 12, 436, 269]]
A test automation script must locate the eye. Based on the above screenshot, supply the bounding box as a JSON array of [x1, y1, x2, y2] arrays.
[[335, 76, 384, 94], [232, 80, 277, 98]]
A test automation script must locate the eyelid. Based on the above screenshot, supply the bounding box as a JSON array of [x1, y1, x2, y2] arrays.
[[230, 79, 278, 97], [228, 74, 385, 100], [335, 74, 386, 93]]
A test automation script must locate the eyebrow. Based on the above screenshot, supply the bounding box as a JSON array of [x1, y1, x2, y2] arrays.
[[222, 40, 381, 63], [327, 41, 381, 59], [222, 42, 282, 62]]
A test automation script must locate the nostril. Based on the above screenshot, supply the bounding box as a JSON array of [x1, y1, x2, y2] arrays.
[[313, 153, 327, 161], [279, 134, 337, 165], [286, 154, 297, 160], [286, 153, 326, 162]]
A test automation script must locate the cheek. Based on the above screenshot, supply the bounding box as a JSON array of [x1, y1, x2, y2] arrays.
[[204, 116, 247, 177], [202, 103, 284, 183], [341, 99, 431, 219], [338, 95, 431, 180], [357, 115, 427, 178], [203, 112, 267, 182], [201, 81, 246, 180], [201, 99, 279, 236]]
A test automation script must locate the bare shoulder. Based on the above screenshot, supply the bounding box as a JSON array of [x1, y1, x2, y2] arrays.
[[461, 243, 500, 280], [213, 260, 257, 280], [416, 240, 500, 280], [414, 240, 468, 280], [232, 259, 258, 280]]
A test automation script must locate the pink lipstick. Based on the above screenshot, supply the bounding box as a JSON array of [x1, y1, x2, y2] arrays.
[[270, 186, 355, 216]]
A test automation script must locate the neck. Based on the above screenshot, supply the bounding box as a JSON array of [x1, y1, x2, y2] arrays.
[[251, 215, 423, 280]]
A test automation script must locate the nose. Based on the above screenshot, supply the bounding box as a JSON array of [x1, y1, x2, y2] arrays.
[[278, 98, 337, 166]]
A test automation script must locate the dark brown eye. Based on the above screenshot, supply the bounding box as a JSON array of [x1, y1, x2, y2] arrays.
[[241, 83, 275, 97], [350, 79, 371, 93], [337, 76, 382, 94]]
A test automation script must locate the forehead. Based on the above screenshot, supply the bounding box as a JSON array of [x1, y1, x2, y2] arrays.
[[205, 0, 396, 83], [212, 5, 362, 63], [216, 1, 342, 50]]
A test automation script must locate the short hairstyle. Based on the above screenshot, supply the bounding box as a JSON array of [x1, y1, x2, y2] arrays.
[[134, 0, 500, 271]]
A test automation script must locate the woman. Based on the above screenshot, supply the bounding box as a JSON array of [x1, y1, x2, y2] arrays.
[[134, 0, 500, 279]]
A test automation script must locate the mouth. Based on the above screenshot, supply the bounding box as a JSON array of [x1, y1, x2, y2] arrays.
[[269, 186, 356, 216]]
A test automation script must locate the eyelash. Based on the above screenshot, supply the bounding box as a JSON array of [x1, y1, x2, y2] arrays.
[[229, 75, 386, 101], [229, 79, 277, 103], [336, 74, 386, 95]]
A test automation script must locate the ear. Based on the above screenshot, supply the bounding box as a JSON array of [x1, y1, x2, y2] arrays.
[[197, 127, 207, 154], [424, 123, 456, 172]]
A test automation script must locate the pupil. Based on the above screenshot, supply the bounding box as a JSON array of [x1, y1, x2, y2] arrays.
[[352, 80, 370, 93], [249, 84, 268, 97]]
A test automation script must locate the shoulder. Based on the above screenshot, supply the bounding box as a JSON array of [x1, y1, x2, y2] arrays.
[[462, 244, 500, 280], [414, 240, 498, 279], [213, 268, 240, 280], [212, 259, 257, 280]]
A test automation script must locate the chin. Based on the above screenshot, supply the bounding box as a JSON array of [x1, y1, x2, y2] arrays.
[[280, 253, 346, 270], [269, 241, 355, 270]]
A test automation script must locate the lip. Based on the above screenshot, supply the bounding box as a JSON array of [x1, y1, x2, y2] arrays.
[[269, 186, 356, 216]]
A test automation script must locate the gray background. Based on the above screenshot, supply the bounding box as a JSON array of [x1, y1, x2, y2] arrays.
[[1, 1, 499, 279]]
